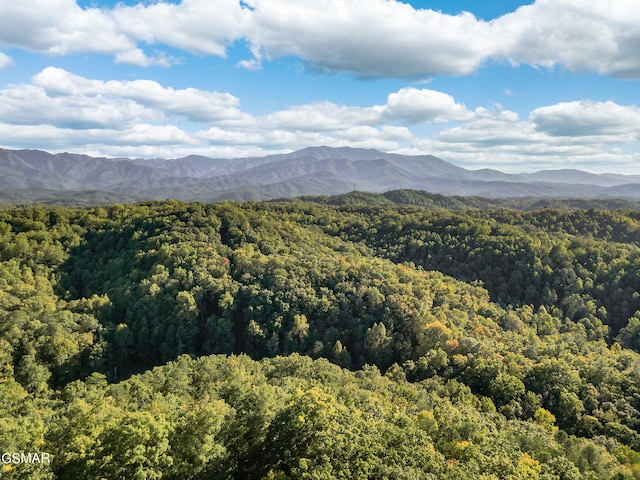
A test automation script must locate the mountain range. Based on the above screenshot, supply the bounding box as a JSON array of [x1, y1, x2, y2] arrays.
[[2, 146, 640, 203]]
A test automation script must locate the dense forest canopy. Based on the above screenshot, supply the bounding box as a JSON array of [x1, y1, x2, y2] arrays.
[[2, 194, 640, 478]]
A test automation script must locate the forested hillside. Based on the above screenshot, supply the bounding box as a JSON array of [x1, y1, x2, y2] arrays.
[[2, 198, 640, 478]]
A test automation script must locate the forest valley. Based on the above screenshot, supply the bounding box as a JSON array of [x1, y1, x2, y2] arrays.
[[2, 191, 640, 479]]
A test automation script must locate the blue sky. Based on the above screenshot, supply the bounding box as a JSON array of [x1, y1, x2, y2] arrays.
[[0, 0, 639, 173]]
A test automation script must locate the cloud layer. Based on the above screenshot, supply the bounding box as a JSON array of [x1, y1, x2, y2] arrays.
[[1, 67, 638, 172], [1, 0, 640, 78], [1, 1, 638, 172]]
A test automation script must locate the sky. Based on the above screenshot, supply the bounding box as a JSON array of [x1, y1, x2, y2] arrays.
[[0, 0, 639, 173]]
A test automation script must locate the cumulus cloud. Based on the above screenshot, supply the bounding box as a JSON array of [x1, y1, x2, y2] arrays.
[[385, 88, 473, 123], [0, 67, 454, 158], [2, 0, 640, 78], [0, 0, 133, 56], [530, 100, 640, 137], [414, 105, 640, 172], [0, 0, 247, 63], [0, 67, 638, 172], [261, 89, 472, 132], [30, 67, 247, 124], [111, 0, 251, 57], [0, 83, 158, 130], [493, 0, 640, 78], [240, 0, 494, 77]]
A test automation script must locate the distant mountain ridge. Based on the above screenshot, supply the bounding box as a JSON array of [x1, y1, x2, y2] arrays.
[[1, 146, 640, 202]]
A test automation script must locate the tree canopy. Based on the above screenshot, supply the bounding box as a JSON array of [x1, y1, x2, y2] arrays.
[[2, 197, 640, 478]]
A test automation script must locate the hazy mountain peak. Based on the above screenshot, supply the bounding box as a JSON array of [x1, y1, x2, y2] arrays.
[[1, 146, 640, 202]]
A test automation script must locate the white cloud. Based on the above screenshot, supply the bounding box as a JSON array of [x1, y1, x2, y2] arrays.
[[241, 0, 494, 77], [0, 67, 638, 172], [0, 0, 133, 56], [2, 0, 640, 78], [116, 124, 196, 146], [111, 0, 251, 57], [385, 88, 472, 123], [262, 102, 383, 131], [117, 0, 640, 79], [236, 57, 263, 71], [0, 83, 159, 130], [0, 0, 247, 64], [30, 67, 247, 124], [493, 0, 640, 78], [114, 49, 182, 68], [530, 100, 640, 137], [1, 67, 410, 156], [261, 89, 472, 132], [414, 105, 640, 172], [0, 52, 13, 69]]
